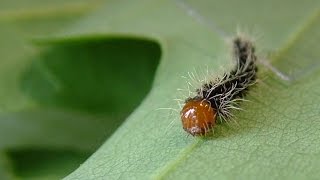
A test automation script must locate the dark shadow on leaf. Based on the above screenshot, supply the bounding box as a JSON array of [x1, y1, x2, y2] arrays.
[[6, 149, 88, 180], [21, 38, 161, 115]]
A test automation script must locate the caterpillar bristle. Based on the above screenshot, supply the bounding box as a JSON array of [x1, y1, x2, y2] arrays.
[[180, 35, 258, 136]]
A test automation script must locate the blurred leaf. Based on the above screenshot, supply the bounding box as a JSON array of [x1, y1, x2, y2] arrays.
[[0, 8, 160, 180], [0, 0, 104, 37], [0, 37, 160, 151], [6, 149, 87, 180], [1, 111, 115, 151], [0, 153, 15, 180], [22, 38, 160, 114]]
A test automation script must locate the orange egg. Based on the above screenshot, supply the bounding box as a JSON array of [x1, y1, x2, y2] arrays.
[[180, 99, 217, 136]]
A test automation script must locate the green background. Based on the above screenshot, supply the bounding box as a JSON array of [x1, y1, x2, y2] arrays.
[[0, 0, 319, 179]]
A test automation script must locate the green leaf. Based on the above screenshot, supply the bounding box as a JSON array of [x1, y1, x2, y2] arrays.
[[0, 1, 160, 178], [0, 153, 15, 180], [0, 0, 105, 37], [50, 0, 318, 179], [0, 27, 159, 178], [1, 0, 320, 179], [0, 37, 160, 151], [6, 149, 88, 180]]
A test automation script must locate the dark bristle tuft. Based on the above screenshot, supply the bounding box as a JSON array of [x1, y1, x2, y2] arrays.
[[193, 36, 258, 120], [181, 35, 258, 136]]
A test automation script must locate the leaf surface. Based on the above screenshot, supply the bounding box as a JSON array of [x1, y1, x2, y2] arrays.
[[48, 0, 320, 179], [1, 0, 320, 179]]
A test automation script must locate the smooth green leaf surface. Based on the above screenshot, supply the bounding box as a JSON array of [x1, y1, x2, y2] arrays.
[[1, 0, 320, 179], [53, 0, 320, 179]]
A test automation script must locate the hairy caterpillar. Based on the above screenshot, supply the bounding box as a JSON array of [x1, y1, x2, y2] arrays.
[[175, 0, 290, 136], [180, 36, 257, 136]]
